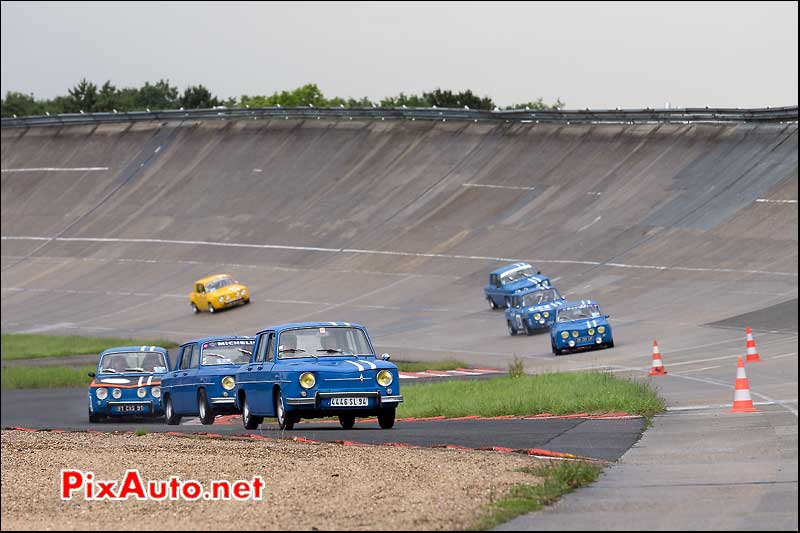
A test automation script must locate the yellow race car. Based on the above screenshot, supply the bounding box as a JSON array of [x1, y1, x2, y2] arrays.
[[189, 274, 250, 314]]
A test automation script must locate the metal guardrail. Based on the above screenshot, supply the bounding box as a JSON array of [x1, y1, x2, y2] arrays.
[[1, 105, 797, 128]]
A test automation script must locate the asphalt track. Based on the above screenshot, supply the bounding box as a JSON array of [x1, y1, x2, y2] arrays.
[[1, 119, 797, 529]]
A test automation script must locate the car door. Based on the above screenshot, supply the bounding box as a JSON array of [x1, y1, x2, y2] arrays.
[[194, 283, 209, 311], [174, 343, 195, 413], [243, 332, 274, 415]]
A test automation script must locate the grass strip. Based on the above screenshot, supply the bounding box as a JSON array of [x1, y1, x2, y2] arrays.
[[472, 461, 603, 530], [1, 333, 177, 360], [1, 365, 96, 389], [394, 359, 467, 373], [398, 371, 665, 419]]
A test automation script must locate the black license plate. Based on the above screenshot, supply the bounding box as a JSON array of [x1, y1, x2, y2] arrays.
[[113, 404, 148, 413]]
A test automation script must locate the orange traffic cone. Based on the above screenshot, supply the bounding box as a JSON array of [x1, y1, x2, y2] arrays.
[[649, 340, 667, 376], [731, 356, 758, 412], [745, 327, 761, 362]]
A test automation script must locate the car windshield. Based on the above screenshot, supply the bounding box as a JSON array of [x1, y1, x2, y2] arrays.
[[278, 327, 374, 359], [501, 266, 536, 284], [206, 277, 234, 292], [557, 305, 603, 322], [200, 339, 254, 366], [520, 288, 562, 307], [98, 352, 168, 374]]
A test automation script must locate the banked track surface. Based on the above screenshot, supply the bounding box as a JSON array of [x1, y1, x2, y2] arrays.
[[1, 119, 798, 529]]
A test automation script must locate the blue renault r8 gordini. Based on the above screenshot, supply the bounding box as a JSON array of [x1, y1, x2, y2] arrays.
[[484, 262, 551, 309], [235, 322, 402, 431], [550, 300, 614, 356], [87, 346, 170, 422], [505, 286, 566, 335], [161, 336, 255, 425]]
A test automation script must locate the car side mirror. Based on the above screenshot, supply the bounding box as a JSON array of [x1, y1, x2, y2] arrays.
[[605, 314, 610, 319], [381, 353, 391, 361], [537, 271, 541, 275], [88, 372, 96, 378]]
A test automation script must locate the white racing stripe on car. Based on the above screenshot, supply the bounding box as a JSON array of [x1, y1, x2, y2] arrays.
[[140, 346, 146, 351], [137, 377, 144, 387], [147, 376, 153, 385], [362, 360, 377, 370], [344, 360, 365, 372]]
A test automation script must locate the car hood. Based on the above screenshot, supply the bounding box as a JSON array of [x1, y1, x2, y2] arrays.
[[278, 358, 396, 373], [93, 373, 166, 386], [209, 284, 247, 296]]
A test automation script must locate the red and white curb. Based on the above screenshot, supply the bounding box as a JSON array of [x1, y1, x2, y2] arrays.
[[398, 367, 504, 379]]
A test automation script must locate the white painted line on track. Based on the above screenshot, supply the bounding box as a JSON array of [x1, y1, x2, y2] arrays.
[[667, 399, 798, 412], [3, 236, 795, 277], [577, 216, 602, 232], [672, 365, 722, 374], [461, 183, 536, 191], [1, 167, 110, 172], [755, 199, 798, 204]]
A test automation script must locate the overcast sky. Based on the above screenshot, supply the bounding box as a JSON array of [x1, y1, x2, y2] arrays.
[[1, 1, 797, 109]]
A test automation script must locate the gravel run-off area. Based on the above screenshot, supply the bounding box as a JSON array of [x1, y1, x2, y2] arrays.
[[1, 430, 545, 530]]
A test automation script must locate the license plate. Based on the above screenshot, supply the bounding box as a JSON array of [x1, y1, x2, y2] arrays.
[[113, 404, 147, 413], [329, 397, 369, 407], [577, 337, 593, 343]]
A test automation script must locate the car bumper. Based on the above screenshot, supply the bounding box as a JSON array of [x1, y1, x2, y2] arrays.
[[98, 400, 163, 416], [286, 391, 403, 408]]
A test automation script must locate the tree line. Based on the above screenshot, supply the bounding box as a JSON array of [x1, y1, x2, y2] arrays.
[[1, 80, 564, 118]]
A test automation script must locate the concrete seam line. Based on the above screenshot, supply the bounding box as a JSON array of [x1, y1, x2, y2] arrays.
[[2, 236, 796, 277]]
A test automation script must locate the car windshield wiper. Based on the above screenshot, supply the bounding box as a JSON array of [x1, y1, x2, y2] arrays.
[[125, 367, 146, 372], [237, 348, 252, 356], [100, 368, 117, 373], [317, 348, 344, 354]]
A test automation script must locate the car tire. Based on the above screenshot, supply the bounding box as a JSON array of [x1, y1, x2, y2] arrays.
[[208, 301, 216, 314], [198, 389, 215, 425], [165, 396, 181, 425], [525, 323, 536, 336], [338, 415, 356, 430], [504, 296, 511, 308], [275, 390, 295, 430], [244, 298, 250, 305], [241, 395, 262, 430], [488, 298, 498, 310], [88, 412, 103, 423], [190, 302, 198, 314], [378, 408, 396, 429], [607, 340, 615, 349], [507, 321, 518, 336]]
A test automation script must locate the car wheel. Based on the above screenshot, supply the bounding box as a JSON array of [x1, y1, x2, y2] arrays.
[[488, 298, 498, 310], [504, 297, 511, 308], [241, 395, 262, 430], [275, 390, 295, 430], [208, 301, 216, 314], [244, 298, 250, 305], [378, 407, 396, 429], [507, 321, 518, 336], [198, 389, 215, 425], [88, 412, 103, 423], [338, 415, 356, 429], [165, 396, 181, 425], [190, 302, 198, 314], [607, 340, 615, 349]]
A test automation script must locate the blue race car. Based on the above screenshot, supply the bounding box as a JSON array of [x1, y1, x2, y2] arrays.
[[87, 346, 170, 422], [550, 300, 614, 356], [484, 262, 551, 309], [505, 286, 566, 336], [235, 322, 402, 431], [160, 336, 255, 425]]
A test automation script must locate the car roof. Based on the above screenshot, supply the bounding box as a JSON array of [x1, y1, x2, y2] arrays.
[[255, 322, 366, 336], [558, 299, 600, 311], [489, 262, 533, 276], [194, 274, 233, 285], [99, 346, 169, 355], [182, 335, 256, 346]]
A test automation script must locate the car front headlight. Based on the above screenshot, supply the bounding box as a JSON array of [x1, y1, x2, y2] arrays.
[[151, 386, 161, 398], [221, 376, 236, 390], [112, 388, 122, 399], [533, 312, 541, 320], [568, 340, 576, 347], [218, 296, 224, 302], [137, 387, 147, 398], [561, 331, 569, 339], [588, 328, 595, 336], [377, 370, 393, 387], [572, 331, 579, 338], [598, 326, 606, 334], [543, 311, 549, 318], [95, 388, 108, 400], [299, 372, 315, 389]]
